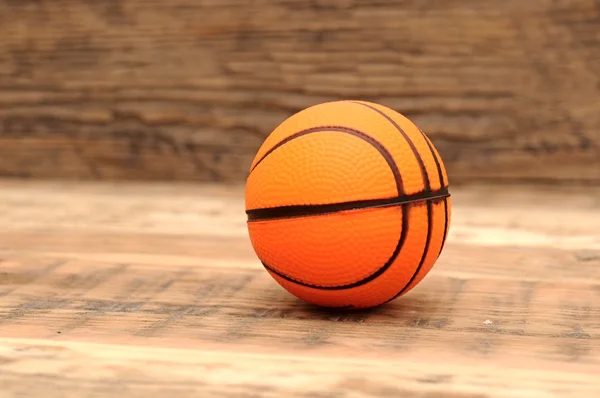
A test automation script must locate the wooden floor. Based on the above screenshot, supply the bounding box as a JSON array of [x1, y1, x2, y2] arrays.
[[0, 179, 599, 397]]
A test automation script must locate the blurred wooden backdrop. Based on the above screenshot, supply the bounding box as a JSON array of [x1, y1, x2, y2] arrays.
[[0, 0, 598, 184]]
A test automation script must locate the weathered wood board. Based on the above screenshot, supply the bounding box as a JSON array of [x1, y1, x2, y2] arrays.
[[0, 0, 599, 183], [0, 179, 599, 397]]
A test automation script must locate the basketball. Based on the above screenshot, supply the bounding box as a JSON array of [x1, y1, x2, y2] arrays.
[[245, 100, 451, 309]]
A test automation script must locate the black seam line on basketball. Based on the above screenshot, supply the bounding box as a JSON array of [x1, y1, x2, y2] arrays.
[[246, 187, 449, 222], [417, 126, 448, 258], [353, 102, 447, 274], [386, 200, 434, 303], [262, 205, 410, 291], [248, 125, 404, 195], [438, 197, 449, 258], [419, 126, 446, 188], [349, 101, 431, 191]]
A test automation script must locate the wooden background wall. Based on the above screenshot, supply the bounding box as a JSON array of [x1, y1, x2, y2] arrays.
[[0, 0, 598, 184]]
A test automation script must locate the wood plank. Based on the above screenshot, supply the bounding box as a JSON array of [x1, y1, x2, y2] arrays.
[[0, 180, 599, 396], [1, 337, 599, 398], [0, 0, 599, 183]]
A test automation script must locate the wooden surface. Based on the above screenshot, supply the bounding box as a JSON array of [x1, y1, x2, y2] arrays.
[[1, 0, 599, 184], [0, 180, 599, 397]]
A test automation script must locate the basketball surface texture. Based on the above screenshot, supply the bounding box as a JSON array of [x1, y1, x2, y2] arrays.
[[245, 100, 451, 309]]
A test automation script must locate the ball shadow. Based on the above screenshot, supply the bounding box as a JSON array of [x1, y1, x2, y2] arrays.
[[269, 285, 444, 323]]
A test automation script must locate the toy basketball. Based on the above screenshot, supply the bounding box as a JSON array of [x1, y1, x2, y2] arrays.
[[245, 100, 451, 309]]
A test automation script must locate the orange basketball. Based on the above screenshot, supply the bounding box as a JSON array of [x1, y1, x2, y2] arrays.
[[245, 100, 451, 309]]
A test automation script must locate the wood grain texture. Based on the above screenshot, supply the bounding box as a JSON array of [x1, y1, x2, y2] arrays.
[[0, 179, 599, 397], [0, 0, 599, 183]]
